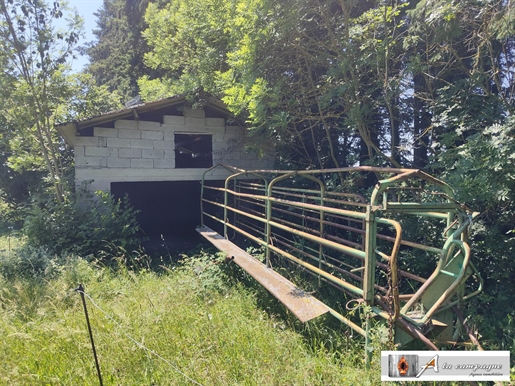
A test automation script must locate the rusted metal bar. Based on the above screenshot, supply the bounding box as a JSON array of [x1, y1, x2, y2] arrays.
[[401, 218, 472, 319], [452, 306, 484, 351], [268, 219, 366, 259], [199, 165, 481, 352], [326, 233, 363, 250], [363, 206, 377, 305], [225, 219, 365, 296]]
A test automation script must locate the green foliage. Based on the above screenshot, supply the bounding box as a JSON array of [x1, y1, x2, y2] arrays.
[[179, 249, 232, 296], [0, 244, 61, 281], [434, 117, 515, 354], [0, 0, 124, 209], [138, 0, 515, 170], [55, 73, 123, 124], [0, 0, 83, 201], [22, 188, 143, 258], [436, 118, 515, 205], [85, 0, 159, 100], [142, 0, 234, 96], [0, 257, 379, 385]]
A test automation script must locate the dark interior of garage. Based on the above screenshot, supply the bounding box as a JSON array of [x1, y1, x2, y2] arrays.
[[111, 180, 220, 255]]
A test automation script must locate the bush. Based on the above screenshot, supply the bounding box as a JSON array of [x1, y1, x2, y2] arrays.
[[179, 249, 232, 296], [433, 117, 515, 355], [22, 189, 143, 258], [0, 244, 60, 280]]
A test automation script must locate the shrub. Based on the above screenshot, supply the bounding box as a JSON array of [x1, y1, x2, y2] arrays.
[[22, 189, 143, 258], [179, 249, 232, 296], [0, 244, 61, 280], [433, 118, 515, 355]]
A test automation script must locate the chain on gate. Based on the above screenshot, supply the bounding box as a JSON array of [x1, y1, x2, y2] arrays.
[[386, 262, 396, 350]]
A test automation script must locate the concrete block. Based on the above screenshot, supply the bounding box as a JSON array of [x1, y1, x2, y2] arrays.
[[114, 120, 138, 129], [163, 131, 176, 141], [138, 121, 161, 130], [173, 127, 212, 136], [226, 125, 244, 133], [206, 117, 225, 127], [131, 159, 154, 168], [154, 159, 175, 169], [213, 133, 225, 143], [224, 133, 241, 143], [163, 115, 185, 125], [85, 147, 117, 157], [212, 143, 223, 153], [107, 157, 131, 168], [161, 124, 185, 132], [119, 148, 142, 158], [94, 127, 118, 137], [226, 151, 241, 161], [75, 156, 105, 168], [107, 137, 131, 148], [78, 179, 110, 193], [233, 160, 249, 169], [141, 130, 163, 140], [212, 153, 223, 164], [185, 117, 206, 128], [153, 140, 174, 150], [98, 137, 107, 147], [184, 108, 206, 118], [74, 146, 85, 156], [164, 150, 175, 159], [130, 139, 154, 149], [75, 137, 99, 147], [142, 149, 164, 159], [118, 129, 141, 139], [77, 167, 208, 183]]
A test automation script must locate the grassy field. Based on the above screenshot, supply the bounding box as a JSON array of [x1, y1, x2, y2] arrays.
[[1, 237, 512, 385], [0, 240, 385, 385]]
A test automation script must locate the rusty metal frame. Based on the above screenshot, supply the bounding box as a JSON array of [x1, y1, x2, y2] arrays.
[[198, 165, 482, 355]]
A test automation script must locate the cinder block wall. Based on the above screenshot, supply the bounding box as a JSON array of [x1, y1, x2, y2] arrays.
[[74, 108, 274, 192]]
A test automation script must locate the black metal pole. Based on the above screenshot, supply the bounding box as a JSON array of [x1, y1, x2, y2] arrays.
[[76, 284, 104, 386]]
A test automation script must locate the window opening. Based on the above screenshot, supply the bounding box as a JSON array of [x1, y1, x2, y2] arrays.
[[175, 133, 213, 168]]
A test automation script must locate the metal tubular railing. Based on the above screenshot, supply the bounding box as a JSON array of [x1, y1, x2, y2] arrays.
[[199, 166, 482, 347]]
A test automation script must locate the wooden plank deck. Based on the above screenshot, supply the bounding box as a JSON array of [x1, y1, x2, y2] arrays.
[[196, 226, 330, 323]]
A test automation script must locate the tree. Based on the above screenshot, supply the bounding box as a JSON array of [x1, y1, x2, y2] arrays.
[[139, 0, 515, 350], [404, 0, 515, 165], [435, 116, 515, 350], [142, 0, 412, 171], [140, 0, 234, 100], [0, 0, 82, 201], [85, 0, 157, 101]]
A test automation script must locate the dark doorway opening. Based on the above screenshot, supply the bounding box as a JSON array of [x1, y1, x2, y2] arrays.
[[111, 180, 207, 255]]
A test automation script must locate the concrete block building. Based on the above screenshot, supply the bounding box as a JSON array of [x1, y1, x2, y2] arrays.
[[58, 95, 274, 239]]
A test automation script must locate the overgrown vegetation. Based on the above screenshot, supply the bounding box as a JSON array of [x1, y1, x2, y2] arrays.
[[1, 0, 515, 382], [434, 117, 515, 353], [92, 0, 515, 361], [0, 241, 383, 385], [22, 189, 143, 259]]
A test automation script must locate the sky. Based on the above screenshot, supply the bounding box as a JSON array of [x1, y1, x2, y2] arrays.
[[66, 0, 104, 72]]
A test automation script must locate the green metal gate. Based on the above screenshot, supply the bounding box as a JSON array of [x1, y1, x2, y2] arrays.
[[197, 165, 483, 355]]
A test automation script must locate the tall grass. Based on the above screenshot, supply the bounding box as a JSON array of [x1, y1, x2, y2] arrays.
[[2, 237, 511, 385], [0, 246, 382, 385]]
